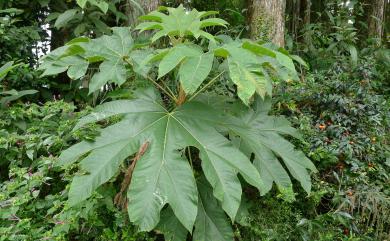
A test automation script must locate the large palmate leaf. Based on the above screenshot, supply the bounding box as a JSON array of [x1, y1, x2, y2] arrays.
[[81, 27, 135, 93], [223, 97, 317, 193], [156, 177, 234, 241], [193, 176, 234, 241], [136, 5, 228, 42], [58, 88, 263, 233], [39, 27, 149, 93], [41, 5, 315, 241], [156, 207, 188, 241], [39, 47, 89, 79]]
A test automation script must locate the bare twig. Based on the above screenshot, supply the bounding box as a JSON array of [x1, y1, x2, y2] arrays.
[[114, 141, 150, 210]]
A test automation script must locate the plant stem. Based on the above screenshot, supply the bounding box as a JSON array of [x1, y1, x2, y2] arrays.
[[176, 84, 186, 106], [123, 57, 177, 102], [146, 76, 178, 102], [188, 71, 225, 102], [159, 79, 177, 100]]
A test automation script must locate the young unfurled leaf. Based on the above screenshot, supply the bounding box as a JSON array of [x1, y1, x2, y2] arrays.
[[136, 5, 228, 42]]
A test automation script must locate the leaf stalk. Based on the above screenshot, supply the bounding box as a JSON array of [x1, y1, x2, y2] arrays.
[[188, 71, 225, 102], [123, 57, 178, 102]]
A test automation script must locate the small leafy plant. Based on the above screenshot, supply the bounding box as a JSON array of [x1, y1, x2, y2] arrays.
[[40, 5, 316, 240], [0, 61, 38, 108]]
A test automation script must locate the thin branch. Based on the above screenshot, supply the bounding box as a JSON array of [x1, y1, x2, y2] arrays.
[[159, 78, 177, 100], [188, 71, 225, 102], [122, 57, 177, 102], [114, 141, 149, 210], [146, 76, 178, 102]]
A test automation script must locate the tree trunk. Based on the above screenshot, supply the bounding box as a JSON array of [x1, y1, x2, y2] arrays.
[[286, 0, 311, 43], [367, 0, 386, 43], [247, 0, 286, 46], [302, 0, 311, 27], [285, 0, 299, 40], [125, 0, 160, 27], [386, 1, 389, 47], [310, 0, 326, 23]]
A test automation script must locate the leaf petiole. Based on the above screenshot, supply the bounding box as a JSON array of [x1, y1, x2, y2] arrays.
[[123, 57, 178, 102], [188, 71, 225, 102]]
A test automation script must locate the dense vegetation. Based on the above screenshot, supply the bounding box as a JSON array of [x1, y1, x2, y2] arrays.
[[0, 0, 389, 240]]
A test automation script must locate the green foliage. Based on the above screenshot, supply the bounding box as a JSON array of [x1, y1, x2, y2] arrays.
[[291, 0, 362, 69], [0, 89, 38, 108], [225, 96, 316, 193], [40, 22, 300, 105], [47, 0, 126, 37], [0, 6, 43, 65], [0, 61, 20, 81], [76, 0, 109, 14], [0, 62, 38, 108], [60, 89, 264, 232], [39, 6, 315, 240], [0, 101, 157, 241], [270, 56, 390, 240], [39, 27, 143, 93], [136, 5, 228, 42], [2, 1, 388, 240]]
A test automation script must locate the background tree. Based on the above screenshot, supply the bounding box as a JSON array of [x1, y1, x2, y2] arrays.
[[246, 0, 286, 46], [286, 0, 311, 43], [125, 0, 161, 26], [356, 0, 387, 44], [367, 0, 386, 43]]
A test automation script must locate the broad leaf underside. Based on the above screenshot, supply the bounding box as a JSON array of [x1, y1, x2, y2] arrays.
[[58, 89, 315, 240], [58, 89, 262, 233]]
